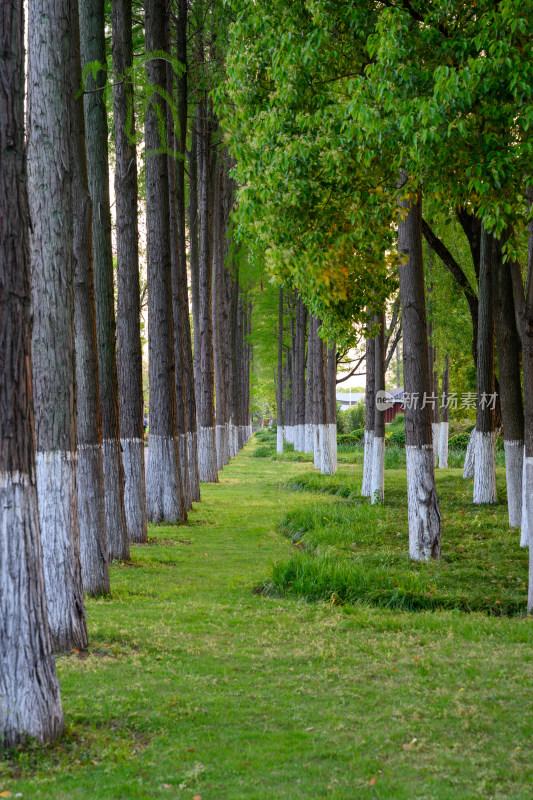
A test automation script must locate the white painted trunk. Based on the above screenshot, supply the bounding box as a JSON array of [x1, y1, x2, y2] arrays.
[[277, 426, 284, 454], [504, 440, 523, 528], [370, 436, 385, 504], [406, 445, 441, 560], [197, 426, 218, 482], [146, 434, 185, 521], [102, 439, 130, 561], [284, 425, 292, 445], [438, 422, 449, 469], [216, 425, 225, 471], [329, 423, 338, 473], [179, 433, 191, 511], [36, 451, 88, 652], [525, 458, 533, 611], [187, 431, 201, 503], [232, 424, 239, 457], [304, 423, 314, 453], [432, 423, 440, 467], [463, 429, 476, 478], [521, 447, 529, 547], [223, 423, 230, 465], [313, 424, 321, 469], [362, 430, 374, 497], [78, 443, 109, 595], [0, 472, 65, 746], [320, 424, 335, 475], [121, 437, 147, 543], [473, 431, 497, 504]]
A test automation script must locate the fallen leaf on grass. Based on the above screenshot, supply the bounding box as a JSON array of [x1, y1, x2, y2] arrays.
[[369, 777, 377, 785], [193, 795, 202, 800], [0, 792, 12, 797]]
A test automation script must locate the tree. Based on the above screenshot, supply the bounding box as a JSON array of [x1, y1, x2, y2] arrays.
[[80, 0, 130, 561], [362, 333, 375, 497], [112, 0, 148, 543], [71, 0, 110, 595], [28, 0, 88, 651], [0, 0, 65, 745], [371, 311, 385, 504]]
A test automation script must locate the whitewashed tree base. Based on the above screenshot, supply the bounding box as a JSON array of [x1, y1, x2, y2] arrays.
[[146, 435, 185, 522], [463, 429, 476, 478], [277, 426, 284, 454], [36, 451, 88, 652], [216, 425, 225, 471], [406, 445, 441, 560], [313, 426, 321, 470], [319, 424, 335, 475], [78, 443, 109, 595], [521, 448, 529, 548], [438, 421, 448, 469], [524, 458, 533, 611], [370, 436, 385, 504], [197, 426, 218, 482], [329, 423, 337, 472], [223, 423, 230, 465], [187, 431, 201, 503], [362, 430, 374, 497], [121, 437, 147, 543], [504, 440, 523, 528], [304, 423, 314, 453], [432, 423, 440, 467], [179, 433, 191, 511], [0, 472, 65, 746], [102, 439, 130, 561], [473, 431, 497, 504]]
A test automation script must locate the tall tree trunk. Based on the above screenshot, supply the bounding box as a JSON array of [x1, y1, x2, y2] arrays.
[[144, 0, 186, 521], [186, 110, 201, 499], [277, 287, 284, 453], [493, 241, 524, 527], [212, 165, 227, 469], [28, 0, 88, 651], [71, 0, 110, 595], [112, 0, 148, 543], [196, 101, 218, 481], [294, 296, 307, 452], [0, 0, 65, 744], [362, 332, 375, 497], [371, 311, 385, 503], [327, 344, 337, 472], [438, 356, 450, 469], [312, 318, 333, 474], [463, 428, 476, 479], [304, 310, 314, 454], [397, 178, 441, 560], [473, 227, 497, 504], [167, 51, 190, 510], [80, 0, 130, 560]]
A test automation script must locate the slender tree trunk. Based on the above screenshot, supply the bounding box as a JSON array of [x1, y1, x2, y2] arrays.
[[327, 344, 337, 472], [371, 311, 385, 503], [28, 0, 88, 651], [463, 428, 476, 478], [294, 296, 306, 452], [112, 0, 148, 543], [196, 101, 218, 481], [212, 166, 226, 469], [71, 0, 110, 594], [397, 178, 441, 560], [304, 311, 314, 454], [167, 51, 190, 510], [493, 241, 524, 527], [0, 0, 65, 744], [80, 0, 130, 560], [473, 227, 497, 504], [438, 356, 450, 469], [186, 109, 201, 500], [312, 318, 333, 474], [277, 287, 284, 453], [362, 332, 375, 496], [144, 0, 186, 521]]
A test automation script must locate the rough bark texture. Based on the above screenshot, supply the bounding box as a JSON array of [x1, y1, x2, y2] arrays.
[[80, 0, 129, 559], [362, 333, 375, 496], [305, 310, 314, 454], [28, 0, 88, 650], [327, 345, 337, 472], [0, 0, 65, 745], [112, 0, 147, 543], [71, 0, 110, 594], [494, 241, 523, 526], [397, 179, 441, 560], [196, 102, 218, 482], [463, 429, 476, 479], [277, 287, 284, 453], [145, 0, 186, 521], [371, 311, 385, 503], [473, 228, 497, 504]]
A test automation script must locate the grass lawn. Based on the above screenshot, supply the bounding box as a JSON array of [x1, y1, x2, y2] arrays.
[[2, 435, 533, 799]]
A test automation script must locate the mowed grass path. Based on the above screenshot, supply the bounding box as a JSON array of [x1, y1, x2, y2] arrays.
[[3, 439, 533, 799]]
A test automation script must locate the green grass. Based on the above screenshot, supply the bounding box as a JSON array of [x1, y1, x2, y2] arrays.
[[1, 438, 533, 799]]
